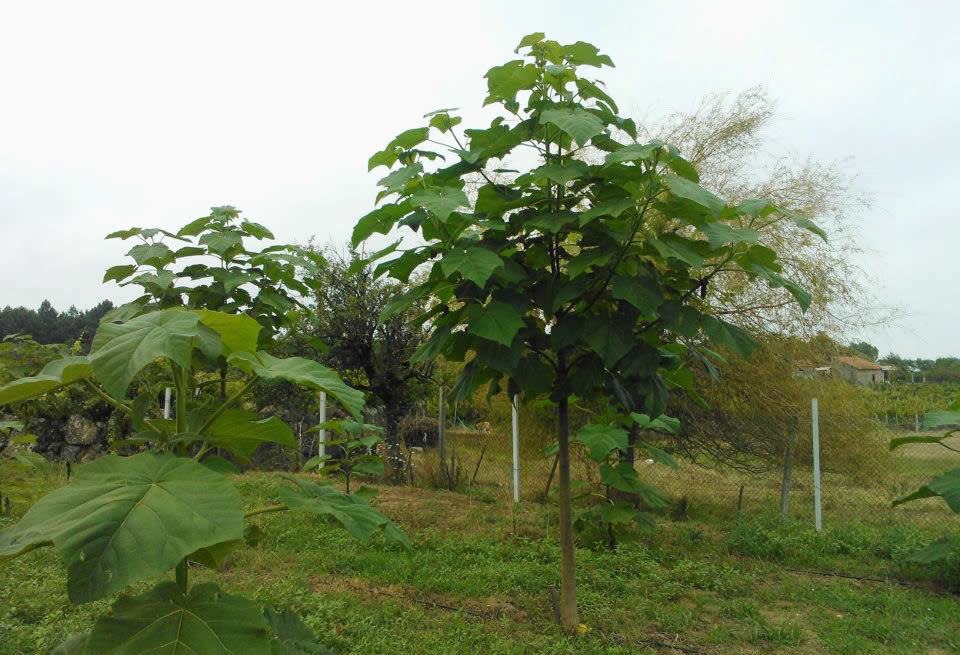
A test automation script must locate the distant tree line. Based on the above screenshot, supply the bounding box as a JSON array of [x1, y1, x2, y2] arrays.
[[843, 340, 960, 383], [0, 299, 114, 350], [881, 354, 960, 383]]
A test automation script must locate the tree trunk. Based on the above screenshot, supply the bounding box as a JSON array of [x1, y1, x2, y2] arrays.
[[382, 393, 405, 485], [556, 394, 578, 627], [624, 422, 638, 467]]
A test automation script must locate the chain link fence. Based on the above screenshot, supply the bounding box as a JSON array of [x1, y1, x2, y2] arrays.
[[381, 388, 955, 533]]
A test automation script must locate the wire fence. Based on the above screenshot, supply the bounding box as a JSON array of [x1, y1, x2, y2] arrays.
[[337, 388, 960, 538]]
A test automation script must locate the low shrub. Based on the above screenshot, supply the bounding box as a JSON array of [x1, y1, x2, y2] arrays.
[[399, 415, 439, 448]]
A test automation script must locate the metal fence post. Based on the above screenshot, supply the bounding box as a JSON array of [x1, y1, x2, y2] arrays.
[[811, 397, 822, 532], [317, 391, 327, 467], [511, 394, 520, 503]]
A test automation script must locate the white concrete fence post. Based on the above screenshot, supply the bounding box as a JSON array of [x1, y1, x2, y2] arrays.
[[511, 395, 520, 504], [317, 391, 327, 468], [812, 397, 822, 532]]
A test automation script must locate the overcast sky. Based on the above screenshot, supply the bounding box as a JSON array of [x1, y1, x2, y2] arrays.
[[1, 1, 956, 358]]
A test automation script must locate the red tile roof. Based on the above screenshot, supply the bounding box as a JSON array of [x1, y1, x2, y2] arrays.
[[834, 356, 882, 371]]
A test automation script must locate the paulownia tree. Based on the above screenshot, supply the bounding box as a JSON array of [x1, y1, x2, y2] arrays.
[[0, 297, 408, 650], [353, 33, 816, 627], [103, 205, 323, 347]]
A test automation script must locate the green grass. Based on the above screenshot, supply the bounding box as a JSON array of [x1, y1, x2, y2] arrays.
[[2, 467, 960, 654]]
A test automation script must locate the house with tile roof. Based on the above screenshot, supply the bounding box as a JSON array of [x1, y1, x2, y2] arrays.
[[832, 356, 887, 385]]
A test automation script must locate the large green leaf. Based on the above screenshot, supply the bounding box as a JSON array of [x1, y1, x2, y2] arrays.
[[762, 271, 812, 311], [664, 174, 725, 215], [0, 356, 92, 406], [610, 276, 659, 316], [127, 243, 174, 268], [195, 309, 262, 355], [631, 412, 680, 435], [228, 351, 365, 419], [91, 309, 202, 398], [573, 424, 628, 461], [103, 264, 137, 284], [575, 78, 618, 113], [205, 409, 296, 459], [603, 143, 657, 165], [377, 163, 423, 193], [531, 160, 589, 184], [702, 316, 756, 357], [410, 187, 469, 221], [699, 222, 758, 249], [484, 60, 539, 104], [894, 468, 960, 512], [278, 476, 410, 548], [467, 301, 525, 347], [599, 463, 669, 507], [580, 197, 635, 226], [890, 434, 957, 451], [351, 202, 411, 246], [567, 248, 612, 278], [584, 314, 632, 367], [539, 108, 605, 145], [86, 582, 273, 654], [0, 453, 243, 603], [562, 41, 614, 68], [788, 212, 828, 241], [440, 247, 504, 287], [200, 230, 245, 256], [649, 235, 705, 267]]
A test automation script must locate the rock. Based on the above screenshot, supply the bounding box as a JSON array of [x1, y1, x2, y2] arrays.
[[61, 444, 84, 462], [79, 445, 102, 463], [65, 414, 99, 446]]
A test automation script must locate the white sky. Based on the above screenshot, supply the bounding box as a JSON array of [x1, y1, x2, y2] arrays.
[[0, 1, 957, 358]]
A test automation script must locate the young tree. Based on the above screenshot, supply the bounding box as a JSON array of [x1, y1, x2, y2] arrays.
[[103, 205, 322, 346], [302, 247, 432, 479], [353, 33, 816, 627], [103, 206, 325, 399]]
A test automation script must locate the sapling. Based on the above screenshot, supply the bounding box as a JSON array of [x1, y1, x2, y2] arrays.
[[353, 33, 817, 626], [0, 306, 408, 652]]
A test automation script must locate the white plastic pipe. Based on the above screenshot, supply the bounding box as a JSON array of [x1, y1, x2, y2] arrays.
[[318, 391, 327, 468], [511, 395, 520, 503], [812, 397, 822, 532]]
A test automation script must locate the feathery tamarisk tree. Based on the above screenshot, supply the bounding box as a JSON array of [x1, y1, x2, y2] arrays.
[[353, 33, 817, 627]]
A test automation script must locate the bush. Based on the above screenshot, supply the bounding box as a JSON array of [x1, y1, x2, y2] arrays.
[[726, 512, 932, 571], [399, 415, 438, 448], [671, 335, 891, 483]]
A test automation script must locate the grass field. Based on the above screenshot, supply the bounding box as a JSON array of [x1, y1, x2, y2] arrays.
[[2, 453, 959, 655]]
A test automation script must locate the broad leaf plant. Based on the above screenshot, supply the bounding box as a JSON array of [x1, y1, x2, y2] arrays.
[[353, 33, 818, 626], [303, 419, 386, 495], [890, 396, 960, 562], [102, 205, 324, 346], [0, 276, 408, 653]]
